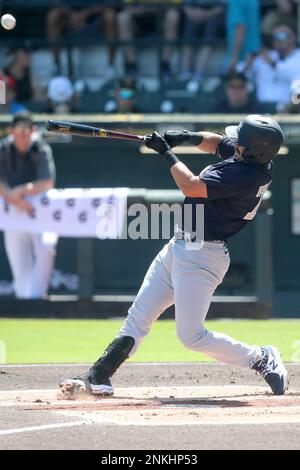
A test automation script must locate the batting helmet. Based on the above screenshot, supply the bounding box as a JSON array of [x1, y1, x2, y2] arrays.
[[225, 115, 284, 164]]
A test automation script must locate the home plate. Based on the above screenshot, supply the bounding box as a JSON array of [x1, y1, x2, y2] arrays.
[[1, 386, 300, 426]]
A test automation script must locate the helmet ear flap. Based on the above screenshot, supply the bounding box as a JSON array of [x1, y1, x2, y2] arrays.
[[242, 148, 258, 162], [243, 148, 271, 164]]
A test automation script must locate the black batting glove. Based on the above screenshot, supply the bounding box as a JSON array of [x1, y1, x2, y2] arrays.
[[144, 131, 181, 167], [163, 130, 204, 147], [144, 131, 171, 155], [162, 130, 190, 148]]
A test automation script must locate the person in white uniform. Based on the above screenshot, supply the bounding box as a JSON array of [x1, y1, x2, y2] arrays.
[[0, 112, 57, 298]]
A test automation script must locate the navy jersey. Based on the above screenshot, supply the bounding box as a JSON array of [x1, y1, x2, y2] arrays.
[[183, 137, 273, 241]]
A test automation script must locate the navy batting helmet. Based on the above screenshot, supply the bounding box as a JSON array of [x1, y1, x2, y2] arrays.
[[225, 115, 284, 164]]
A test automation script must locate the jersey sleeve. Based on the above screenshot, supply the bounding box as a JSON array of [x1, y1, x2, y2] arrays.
[[35, 143, 56, 182], [201, 163, 253, 200], [215, 137, 235, 160]]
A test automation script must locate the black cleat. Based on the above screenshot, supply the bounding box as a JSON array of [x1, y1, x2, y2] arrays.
[[58, 336, 134, 400]]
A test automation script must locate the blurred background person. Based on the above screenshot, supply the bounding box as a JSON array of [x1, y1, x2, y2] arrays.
[[46, 75, 75, 113], [0, 112, 57, 298], [246, 23, 300, 111], [104, 77, 140, 113], [117, 1, 180, 78], [0, 48, 43, 111], [47, 1, 117, 75], [225, 0, 261, 73], [179, 0, 224, 81], [0, 74, 27, 114], [261, 0, 297, 43], [213, 71, 266, 114], [115, 77, 139, 113]]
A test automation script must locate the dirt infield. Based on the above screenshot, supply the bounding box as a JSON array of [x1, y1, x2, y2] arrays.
[[1, 363, 300, 450]]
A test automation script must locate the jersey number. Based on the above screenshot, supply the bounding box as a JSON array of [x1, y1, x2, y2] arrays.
[[243, 182, 270, 221]]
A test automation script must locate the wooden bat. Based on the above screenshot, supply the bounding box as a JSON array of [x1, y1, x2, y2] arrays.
[[46, 120, 144, 142]]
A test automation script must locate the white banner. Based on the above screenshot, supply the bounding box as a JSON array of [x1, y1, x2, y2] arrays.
[[0, 188, 129, 238]]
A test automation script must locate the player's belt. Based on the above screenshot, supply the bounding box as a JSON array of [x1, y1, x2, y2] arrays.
[[174, 226, 225, 245]]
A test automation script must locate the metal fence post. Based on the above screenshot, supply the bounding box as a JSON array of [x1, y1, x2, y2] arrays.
[[77, 238, 94, 298], [255, 208, 274, 312]]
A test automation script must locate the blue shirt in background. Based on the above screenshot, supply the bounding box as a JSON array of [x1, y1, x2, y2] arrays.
[[226, 0, 261, 63]]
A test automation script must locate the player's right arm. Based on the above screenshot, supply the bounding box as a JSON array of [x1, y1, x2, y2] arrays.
[[144, 132, 237, 198], [196, 132, 222, 154], [162, 130, 222, 156]]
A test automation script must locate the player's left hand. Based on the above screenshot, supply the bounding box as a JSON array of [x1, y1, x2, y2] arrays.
[[144, 132, 171, 155]]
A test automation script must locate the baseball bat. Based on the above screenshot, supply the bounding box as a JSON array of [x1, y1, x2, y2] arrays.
[[46, 120, 144, 142]]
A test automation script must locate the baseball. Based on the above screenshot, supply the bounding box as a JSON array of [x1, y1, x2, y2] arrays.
[[1, 14, 16, 30]]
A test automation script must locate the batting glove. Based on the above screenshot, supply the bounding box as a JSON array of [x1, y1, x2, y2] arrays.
[[144, 131, 172, 155], [144, 132, 180, 167]]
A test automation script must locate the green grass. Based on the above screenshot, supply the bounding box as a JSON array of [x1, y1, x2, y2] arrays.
[[0, 319, 300, 364]]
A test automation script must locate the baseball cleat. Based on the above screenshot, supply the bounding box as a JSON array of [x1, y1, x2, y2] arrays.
[[58, 372, 114, 400], [251, 345, 288, 395]]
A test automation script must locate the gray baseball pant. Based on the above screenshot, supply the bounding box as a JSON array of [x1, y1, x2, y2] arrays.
[[119, 238, 261, 367]]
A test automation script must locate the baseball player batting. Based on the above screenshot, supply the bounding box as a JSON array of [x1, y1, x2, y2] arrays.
[[60, 114, 287, 399]]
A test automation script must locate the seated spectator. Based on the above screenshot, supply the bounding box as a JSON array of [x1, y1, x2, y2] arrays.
[[117, 1, 180, 78], [213, 72, 266, 114], [246, 23, 300, 111], [179, 0, 224, 81], [115, 77, 139, 113], [46, 76, 75, 113], [0, 74, 28, 114], [1, 48, 42, 106], [104, 78, 140, 113], [47, 2, 117, 74], [225, 0, 261, 74], [261, 0, 297, 44]]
